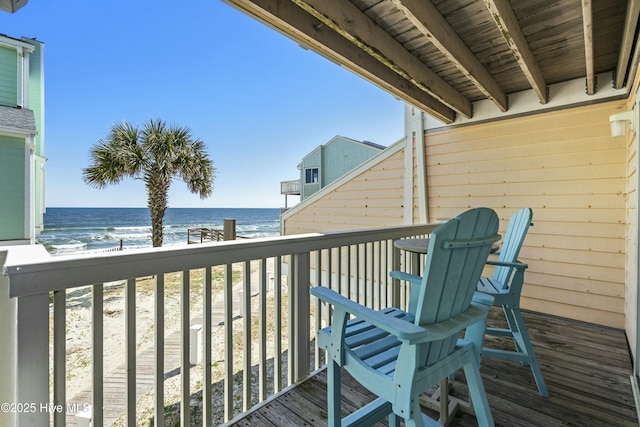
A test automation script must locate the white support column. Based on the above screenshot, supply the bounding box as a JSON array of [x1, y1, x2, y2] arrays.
[[403, 128, 414, 225], [0, 251, 17, 427], [21, 47, 29, 109], [16, 45, 23, 107], [27, 135, 35, 243], [632, 87, 640, 422], [1, 245, 51, 426], [404, 104, 429, 224], [634, 89, 640, 378], [290, 252, 310, 382], [16, 293, 49, 426]]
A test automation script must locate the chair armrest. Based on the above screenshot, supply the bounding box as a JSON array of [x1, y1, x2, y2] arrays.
[[389, 270, 422, 286], [311, 287, 494, 345], [311, 286, 425, 341], [486, 260, 528, 269]]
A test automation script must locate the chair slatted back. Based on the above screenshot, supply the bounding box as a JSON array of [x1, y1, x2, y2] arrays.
[[415, 208, 500, 366], [493, 208, 533, 289]]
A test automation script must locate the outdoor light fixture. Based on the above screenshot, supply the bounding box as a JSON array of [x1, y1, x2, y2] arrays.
[[609, 110, 635, 137]]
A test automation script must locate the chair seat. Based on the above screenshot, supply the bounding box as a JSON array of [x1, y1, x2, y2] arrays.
[[477, 277, 511, 306], [478, 277, 505, 294], [318, 307, 408, 377]]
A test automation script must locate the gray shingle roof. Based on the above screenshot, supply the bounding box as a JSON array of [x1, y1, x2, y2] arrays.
[[0, 105, 36, 134]]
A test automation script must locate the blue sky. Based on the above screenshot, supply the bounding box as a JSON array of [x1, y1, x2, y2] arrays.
[[0, 1, 404, 208]]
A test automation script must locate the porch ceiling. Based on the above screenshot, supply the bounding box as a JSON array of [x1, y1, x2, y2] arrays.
[[223, 0, 640, 124], [0, 0, 27, 13]]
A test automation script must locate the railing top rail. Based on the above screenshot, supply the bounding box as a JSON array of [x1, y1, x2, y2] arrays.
[[3, 223, 440, 298]]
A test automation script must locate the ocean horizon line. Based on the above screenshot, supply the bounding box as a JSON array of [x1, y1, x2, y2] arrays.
[[45, 206, 280, 210], [40, 207, 282, 255]]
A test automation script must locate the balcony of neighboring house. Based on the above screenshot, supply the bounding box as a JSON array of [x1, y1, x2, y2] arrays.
[[1, 222, 637, 426], [280, 179, 301, 214]]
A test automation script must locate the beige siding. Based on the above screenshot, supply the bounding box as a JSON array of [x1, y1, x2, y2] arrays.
[[425, 101, 627, 327], [283, 148, 406, 234], [282, 100, 631, 329]]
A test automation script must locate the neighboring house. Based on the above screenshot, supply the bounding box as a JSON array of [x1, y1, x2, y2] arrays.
[[0, 34, 45, 244], [281, 136, 385, 207]]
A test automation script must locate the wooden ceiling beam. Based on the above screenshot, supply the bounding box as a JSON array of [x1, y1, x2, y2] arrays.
[[615, 0, 640, 89], [0, 0, 27, 13], [222, 0, 456, 123], [392, 0, 508, 112], [483, 0, 547, 104], [581, 0, 595, 95], [292, 0, 472, 118]]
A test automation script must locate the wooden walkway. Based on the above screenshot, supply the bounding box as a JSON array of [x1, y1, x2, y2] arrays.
[[226, 308, 639, 427]]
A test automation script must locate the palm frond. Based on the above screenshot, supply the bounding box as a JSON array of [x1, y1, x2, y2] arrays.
[[84, 118, 216, 246]]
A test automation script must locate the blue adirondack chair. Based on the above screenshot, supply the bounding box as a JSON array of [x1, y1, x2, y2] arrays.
[[311, 208, 501, 427], [477, 207, 549, 397]]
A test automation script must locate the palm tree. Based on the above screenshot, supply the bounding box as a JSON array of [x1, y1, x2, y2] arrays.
[[83, 118, 216, 247]]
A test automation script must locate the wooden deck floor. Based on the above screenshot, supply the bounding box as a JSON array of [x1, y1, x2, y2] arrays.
[[226, 308, 639, 427]]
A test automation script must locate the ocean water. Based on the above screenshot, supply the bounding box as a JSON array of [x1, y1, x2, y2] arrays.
[[38, 207, 281, 255]]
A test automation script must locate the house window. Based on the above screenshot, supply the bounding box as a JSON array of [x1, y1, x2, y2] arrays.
[[305, 167, 319, 184]]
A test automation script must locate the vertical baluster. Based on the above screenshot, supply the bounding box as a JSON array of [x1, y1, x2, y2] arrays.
[[155, 274, 165, 427], [290, 252, 310, 382], [314, 250, 322, 370], [125, 278, 136, 427], [364, 242, 375, 308], [356, 244, 362, 305], [355, 243, 368, 305], [352, 245, 357, 303], [353, 245, 358, 302], [273, 256, 282, 392], [181, 270, 190, 426], [356, 244, 362, 306], [327, 248, 333, 292], [242, 261, 251, 411], [92, 284, 104, 426], [287, 255, 294, 385], [346, 245, 352, 301], [373, 241, 380, 310], [203, 267, 212, 427], [378, 241, 383, 309], [400, 249, 408, 309], [223, 264, 233, 422], [258, 258, 267, 401], [53, 290, 66, 426], [379, 240, 384, 308], [336, 247, 343, 296], [386, 240, 400, 307], [378, 240, 384, 309], [326, 249, 333, 326]]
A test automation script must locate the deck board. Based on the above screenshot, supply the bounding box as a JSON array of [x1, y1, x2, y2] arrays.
[[226, 309, 639, 427]]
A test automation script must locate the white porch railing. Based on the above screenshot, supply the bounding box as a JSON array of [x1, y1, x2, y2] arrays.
[[1, 223, 438, 426], [280, 180, 301, 195]]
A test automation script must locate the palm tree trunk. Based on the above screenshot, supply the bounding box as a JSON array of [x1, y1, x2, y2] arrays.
[[147, 176, 170, 247]]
